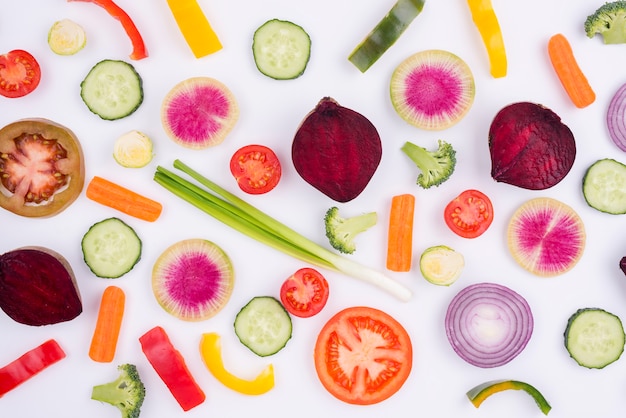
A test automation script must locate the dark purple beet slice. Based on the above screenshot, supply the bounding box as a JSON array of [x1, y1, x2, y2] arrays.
[[0, 247, 82, 326], [489, 102, 576, 190], [292, 97, 382, 202]]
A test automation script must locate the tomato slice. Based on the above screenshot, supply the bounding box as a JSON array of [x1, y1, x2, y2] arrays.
[[229, 144, 281, 194], [0, 50, 41, 98], [314, 306, 413, 405], [279, 268, 329, 318], [444, 189, 494, 238]]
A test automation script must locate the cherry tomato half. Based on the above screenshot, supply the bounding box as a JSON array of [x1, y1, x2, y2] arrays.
[[0, 50, 41, 98], [279, 268, 329, 318], [229, 144, 281, 194], [314, 306, 413, 405], [444, 189, 494, 238]]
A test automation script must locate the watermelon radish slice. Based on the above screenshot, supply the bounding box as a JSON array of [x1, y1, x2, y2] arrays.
[[390, 49, 475, 130], [152, 239, 235, 321], [161, 77, 239, 149], [507, 197, 585, 277]]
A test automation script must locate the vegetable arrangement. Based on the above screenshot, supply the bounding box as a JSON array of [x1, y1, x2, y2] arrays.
[[4, 1, 626, 417]]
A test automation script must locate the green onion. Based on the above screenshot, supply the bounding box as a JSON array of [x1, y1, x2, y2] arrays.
[[154, 160, 412, 302]]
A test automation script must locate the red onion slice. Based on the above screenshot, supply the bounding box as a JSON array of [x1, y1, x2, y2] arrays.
[[607, 83, 626, 152], [444, 282, 533, 368]]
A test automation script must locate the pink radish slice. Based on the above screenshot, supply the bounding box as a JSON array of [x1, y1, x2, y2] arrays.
[[607, 83, 626, 152], [507, 197, 585, 277]]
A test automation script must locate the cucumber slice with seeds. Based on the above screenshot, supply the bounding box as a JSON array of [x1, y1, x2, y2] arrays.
[[582, 158, 626, 214], [234, 296, 292, 357], [252, 19, 311, 80]]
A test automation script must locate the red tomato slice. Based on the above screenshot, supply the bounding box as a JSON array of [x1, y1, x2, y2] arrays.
[[314, 306, 413, 405], [279, 268, 329, 318], [444, 189, 494, 238], [0, 50, 41, 98], [229, 144, 281, 194]]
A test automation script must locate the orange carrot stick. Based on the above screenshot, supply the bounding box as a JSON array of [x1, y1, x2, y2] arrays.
[[89, 285, 126, 363], [547, 33, 595, 108], [386, 193, 415, 272], [86, 175, 162, 222]]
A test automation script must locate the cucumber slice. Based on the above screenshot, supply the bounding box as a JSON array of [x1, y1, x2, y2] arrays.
[[81, 217, 142, 278], [80, 59, 143, 120], [252, 19, 311, 80], [565, 308, 625, 369], [582, 158, 626, 214], [234, 296, 292, 357]]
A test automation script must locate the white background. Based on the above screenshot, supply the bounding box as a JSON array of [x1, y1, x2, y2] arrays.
[[2, 0, 626, 417]]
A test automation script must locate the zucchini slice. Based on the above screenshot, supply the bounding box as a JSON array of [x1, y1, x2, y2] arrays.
[[234, 296, 292, 357]]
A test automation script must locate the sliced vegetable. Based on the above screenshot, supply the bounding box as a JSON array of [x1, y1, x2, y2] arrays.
[[91, 364, 145, 418], [252, 19, 311, 80], [81, 217, 142, 278], [230, 144, 282, 194], [200, 332, 274, 395], [314, 306, 412, 405], [324, 206, 377, 254], [80, 59, 143, 120], [161, 77, 239, 149], [154, 160, 412, 301], [0, 339, 66, 397], [86, 175, 162, 222], [466, 0, 507, 78], [467, 380, 552, 415], [401, 139, 457, 189], [585, 1, 626, 44], [0, 246, 82, 326], [0, 118, 85, 218], [445, 282, 533, 368], [279, 267, 329, 318], [348, 0, 426, 72], [165, 0, 222, 58], [390, 49, 475, 130], [48, 19, 87, 55], [152, 239, 235, 321], [507, 197, 585, 277], [386, 193, 415, 272], [419, 245, 464, 286], [607, 82, 626, 151], [564, 308, 625, 369], [89, 285, 125, 363], [582, 158, 626, 214], [444, 189, 493, 239], [139, 326, 205, 411], [113, 130, 154, 168], [547, 33, 595, 108], [234, 296, 292, 357], [68, 0, 147, 60], [0, 49, 41, 98]]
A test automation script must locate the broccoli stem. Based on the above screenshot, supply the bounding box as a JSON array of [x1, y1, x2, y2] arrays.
[[401, 141, 438, 173]]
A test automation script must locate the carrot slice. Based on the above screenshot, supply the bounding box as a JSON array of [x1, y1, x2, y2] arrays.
[[86, 176, 162, 222], [386, 193, 416, 272], [89, 285, 126, 363], [547, 33, 596, 108]]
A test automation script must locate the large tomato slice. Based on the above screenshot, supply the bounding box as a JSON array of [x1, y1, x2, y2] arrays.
[[314, 306, 413, 405], [0, 119, 85, 217], [279, 267, 329, 318], [0, 50, 41, 98], [444, 189, 494, 238], [229, 144, 281, 194]]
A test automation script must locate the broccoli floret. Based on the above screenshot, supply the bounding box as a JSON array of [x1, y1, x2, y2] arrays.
[[585, 1, 626, 44], [324, 206, 377, 254], [91, 364, 146, 418], [401, 139, 456, 189]]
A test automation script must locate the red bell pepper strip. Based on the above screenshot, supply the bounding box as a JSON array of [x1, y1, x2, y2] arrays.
[[68, 0, 148, 60], [139, 326, 205, 411], [0, 339, 66, 397]]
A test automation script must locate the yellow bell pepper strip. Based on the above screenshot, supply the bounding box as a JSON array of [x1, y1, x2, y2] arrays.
[[466, 0, 507, 78], [166, 0, 222, 58], [466, 380, 552, 415], [200, 332, 275, 395], [348, 0, 426, 73], [68, 0, 148, 60]]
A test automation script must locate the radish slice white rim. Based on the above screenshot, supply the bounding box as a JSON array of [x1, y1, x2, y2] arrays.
[[444, 282, 533, 368], [607, 83, 626, 152]]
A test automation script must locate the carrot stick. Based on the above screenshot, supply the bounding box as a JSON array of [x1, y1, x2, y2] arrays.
[[89, 285, 126, 363], [86, 175, 162, 222], [386, 193, 415, 272], [547, 33, 596, 108]]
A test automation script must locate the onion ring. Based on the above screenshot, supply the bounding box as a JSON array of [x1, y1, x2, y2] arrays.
[[607, 82, 626, 152]]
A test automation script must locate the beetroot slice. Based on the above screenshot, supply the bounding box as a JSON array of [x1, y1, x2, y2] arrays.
[[0, 247, 82, 326], [489, 102, 576, 190]]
